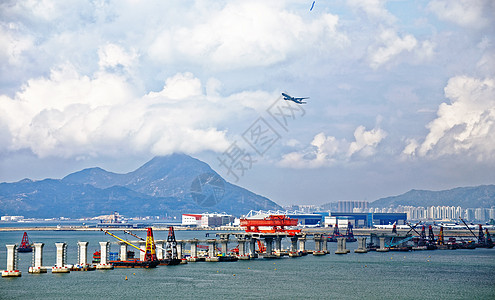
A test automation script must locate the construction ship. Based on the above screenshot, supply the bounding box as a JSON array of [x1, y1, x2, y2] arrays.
[[103, 228, 160, 268], [18, 232, 33, 252]]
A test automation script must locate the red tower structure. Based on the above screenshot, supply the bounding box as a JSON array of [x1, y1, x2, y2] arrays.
[[144, 228, 157, 262], [18, 232, 32, 252]]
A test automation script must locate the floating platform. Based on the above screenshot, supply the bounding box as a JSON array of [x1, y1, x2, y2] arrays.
[[52, 267, 70, 273], [2, 270, 21, 277], [110, 259, 159, 268], [158, 258, 182, 266], [96, 264, 114, 270], [28, 266, 48, 273]]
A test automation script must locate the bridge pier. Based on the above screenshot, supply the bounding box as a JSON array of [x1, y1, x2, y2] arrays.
[[289, 236, 301, 257], [52, 243, 70, 273], [274, 236, 283, 256], [249, 238, 258, 258], [377, 237, 389, 252], [206, 239, 219, 262], [188, 239, 199, 262], [77, 241, 89, 266], [298, 236, 307, 254], [29, 243, 47, 274], [96, 241, 113, 269], [335, 237, 349, 254], [139, 242, 146, 261], [313, 234, 325, 255], [354, 237, 368, 253], [156, 241, 164, 260], [119, 243, 128, 261], [2, 244, 21, 277]]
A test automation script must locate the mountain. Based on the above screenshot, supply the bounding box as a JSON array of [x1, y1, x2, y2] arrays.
[[370, 185, 495, 208], [0, 154, 281, 218]]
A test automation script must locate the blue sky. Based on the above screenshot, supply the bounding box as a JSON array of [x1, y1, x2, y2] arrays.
[[1, 0, 494, 205]]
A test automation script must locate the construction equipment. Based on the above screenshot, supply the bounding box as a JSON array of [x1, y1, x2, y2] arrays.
[[240, 215, 300, 235], [257, 240, 266, 253], [18, 232, 32, 253], [345, 222, 357, 242], [328, 224, 344, 242], [101, 228, 159, 268]]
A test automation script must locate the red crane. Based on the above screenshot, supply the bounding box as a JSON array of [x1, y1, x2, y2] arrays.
[[240, 215, 300, 235]]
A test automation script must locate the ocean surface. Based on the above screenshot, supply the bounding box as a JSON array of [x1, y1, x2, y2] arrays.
[[0, 228, 494, 299]]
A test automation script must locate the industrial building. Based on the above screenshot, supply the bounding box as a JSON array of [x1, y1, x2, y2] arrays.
[[181, 213, 235, 228]]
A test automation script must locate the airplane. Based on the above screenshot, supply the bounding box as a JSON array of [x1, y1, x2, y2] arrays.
[[282, 93, 309, 104]]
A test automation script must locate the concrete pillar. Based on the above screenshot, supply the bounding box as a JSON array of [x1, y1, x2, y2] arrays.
[[190, 240, 198, 258], [298, 237, 307, 253], [274, 236, 282, 254], [77, 241, 89, 266], [55, 243, 67, 267], [335, 237, 348, 254], [177, 241, 184, 259], [99, 242, 109, 264], [33, 243, 44, 268], [377, 237, 389, 252], [29, 243, 47, 274], [2, 245, 21, 277], [120, 243, 128, 261], [207, 240, 217, 257], [264, 237, 273, 255], [249, 238, 257, 257], [139, 243, 146, 261], [220, 240, 228, 255], [355, 237, 368, 253], [322, 236, 328, 253], [156, 241, 164, 260], [314, 234, 322, 252], [237, 238, 246, 256], [6, 244, 18, 271], [290, 236, 298, 252]]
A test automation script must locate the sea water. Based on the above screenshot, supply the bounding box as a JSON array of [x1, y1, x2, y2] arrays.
[[0, 229, 494, 299]]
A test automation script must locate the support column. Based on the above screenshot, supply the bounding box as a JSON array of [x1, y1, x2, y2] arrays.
[[189, 239, 198, 261], [2, 244, 21, 277], [313, 234, 325, 255], [377, 237, 389, 252], [29, 243, 47, 273], [298, 236, 307, 254], [263, 237, 274, 257], [335, 237, 348, 254], [355, 237, 368, 253], [289, 236, 300, 257], [177, 241, 184, 259], [156, 241, 164, 260], [139, 243, 146, 261], [274, 236, 283, 256], [322, 236, 328, 253], [77, 241, 89, 266], [52, 243, 70, 273], [206, 239, 219, 262], [249, 238, 258, 258], [96, 242, 113, 269], [120, 243, 128, 261]]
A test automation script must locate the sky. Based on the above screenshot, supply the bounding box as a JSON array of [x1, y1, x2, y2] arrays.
[[0, 0, 494, 206]]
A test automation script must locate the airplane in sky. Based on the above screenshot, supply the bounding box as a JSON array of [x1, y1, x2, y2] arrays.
[[282, 92, 309, 104]]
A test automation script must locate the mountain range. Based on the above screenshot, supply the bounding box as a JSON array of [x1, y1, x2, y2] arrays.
[[370, 185, 495, 208], [0, 154, 281, 218]]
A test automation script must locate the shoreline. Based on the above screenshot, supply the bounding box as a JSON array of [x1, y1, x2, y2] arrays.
[[0, 226, 478, 236]]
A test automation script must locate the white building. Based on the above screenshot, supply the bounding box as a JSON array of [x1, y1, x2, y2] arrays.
[[181, 214, 202, 226], [1, 216, 24, 221]]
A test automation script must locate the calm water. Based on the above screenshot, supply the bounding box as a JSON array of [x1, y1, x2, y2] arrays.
[[0, 229, 494, 299]]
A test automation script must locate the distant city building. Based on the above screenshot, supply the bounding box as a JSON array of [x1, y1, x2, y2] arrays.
[[337, 200, 368, 213], [1, 216, 24, 221], [181, 213, 234, 227], [181, 214, 202, 226]]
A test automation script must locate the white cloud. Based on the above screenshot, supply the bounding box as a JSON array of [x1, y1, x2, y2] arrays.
[[98, 43, 137, 71], [428, 0, 493, 29], [279, 125, 387, 168], [0, 63, 282, 158], [148, 2, 347, 69], [368, 29, 417, 69], [403, 76, 495, 161], [348, 0, 396, 24]]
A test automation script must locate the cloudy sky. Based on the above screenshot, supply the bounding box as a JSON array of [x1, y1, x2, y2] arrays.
[[1, 0, 494, 206]]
